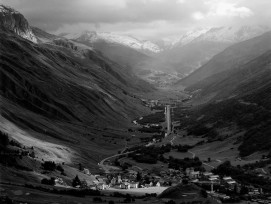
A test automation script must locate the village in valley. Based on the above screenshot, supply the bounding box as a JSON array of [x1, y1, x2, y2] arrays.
[[1, 96, 271, 204], [45, 98, 271, 204]]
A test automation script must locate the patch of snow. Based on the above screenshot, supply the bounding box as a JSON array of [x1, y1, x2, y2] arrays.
[[193, 25, 270, 43], [63, 31, 161, 53]]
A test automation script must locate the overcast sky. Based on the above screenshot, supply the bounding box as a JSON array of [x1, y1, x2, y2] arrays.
[[1, 0, 270, 40]]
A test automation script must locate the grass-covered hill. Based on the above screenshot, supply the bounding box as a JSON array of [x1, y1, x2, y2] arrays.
[[0, 5, 155, 182]]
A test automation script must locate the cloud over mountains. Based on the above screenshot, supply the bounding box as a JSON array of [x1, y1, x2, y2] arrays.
[[0, 0, 270, 39]]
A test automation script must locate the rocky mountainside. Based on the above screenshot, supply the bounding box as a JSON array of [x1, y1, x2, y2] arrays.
[[0, 5, 37, 43]]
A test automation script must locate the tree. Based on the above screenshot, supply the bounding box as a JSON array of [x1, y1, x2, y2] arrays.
[[5, 196, 13, 204], [72, 175, 81, 187], [42, 161, 56, 171], [136, 173, 142, 181], [29, 151, 35, 158], [201, 189, 208, 198], [56, 165, 64, 173], [182, 179, 188, 185], [234, 185, 238, 194], [41, 177, 55, 185], [93, 197, 102, 202], [80, 180, 88, 189], [240, 186, 249, 195], [0, 131, 9, 149], [165, 200, 176, 204], [78, 163, 83, 171]]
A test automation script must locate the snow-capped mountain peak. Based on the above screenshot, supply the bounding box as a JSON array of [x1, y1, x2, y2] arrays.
[[160, 25, 269, 49], [193, 25, 270, 43], [173, 28, 211, 47], [62, 31, 161, 54]]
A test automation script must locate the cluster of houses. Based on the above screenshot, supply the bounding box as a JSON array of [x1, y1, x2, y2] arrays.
[[66, 167, 163, 191], [188, 169, 236, 189], [185, 168, 238, 189], [184, 168, 264, 200], [53, 164, 267, 204], [107, 170, 163, 190]]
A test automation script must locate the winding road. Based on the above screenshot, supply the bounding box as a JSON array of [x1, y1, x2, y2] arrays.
[[188, 150, 195, 159], [98, 151, 134, 173]]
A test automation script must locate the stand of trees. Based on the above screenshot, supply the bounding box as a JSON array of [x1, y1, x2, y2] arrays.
[[168, 156, 202, 170], [41, 161, 65, 174], [41, 177, 55, 185], [128, 144, 171, 164], [213, 161, 271, 192]]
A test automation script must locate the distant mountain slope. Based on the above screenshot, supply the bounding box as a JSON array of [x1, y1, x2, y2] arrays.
[[31, 26, 59, 43], [178, 31, 271, 87], [180, 50, 271, 157], [152, 25, 269, 82], [61, 31, 161, 55], [186, 50, 271, 103], [193, 26, 269, 43], [80, 39, 150, 71]]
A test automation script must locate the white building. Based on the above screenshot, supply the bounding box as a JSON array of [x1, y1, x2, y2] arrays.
[[130, 182, 139, 188]]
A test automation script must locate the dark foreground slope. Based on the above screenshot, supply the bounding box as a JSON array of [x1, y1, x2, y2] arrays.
[[0, 5, 154, 180]]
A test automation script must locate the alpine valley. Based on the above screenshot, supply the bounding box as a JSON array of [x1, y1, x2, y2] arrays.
[[1, 3, 271, 204]]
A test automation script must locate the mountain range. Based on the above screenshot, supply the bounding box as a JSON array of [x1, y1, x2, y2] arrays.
[[61, 31, 161, 55], [61, 25, 269, 86], [141, 25, 270, 86]]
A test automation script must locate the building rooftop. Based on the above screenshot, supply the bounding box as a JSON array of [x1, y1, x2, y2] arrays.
[[223, 177, 232, 180], [203, 172, 213, 176], [227, 181, 236, 184]]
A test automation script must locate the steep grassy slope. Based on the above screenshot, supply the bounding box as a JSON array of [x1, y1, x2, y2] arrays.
[[178, 31, 271, 87], [62, 33, 152, 76], [87, 40, 150, 71], [183, 97, 271, 157], [0, 30, 151, 125], [175, 49, 271, 157], [154, 41, 230, 75], [0, 27, 154, 178], [186, 50, 271, 103]]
